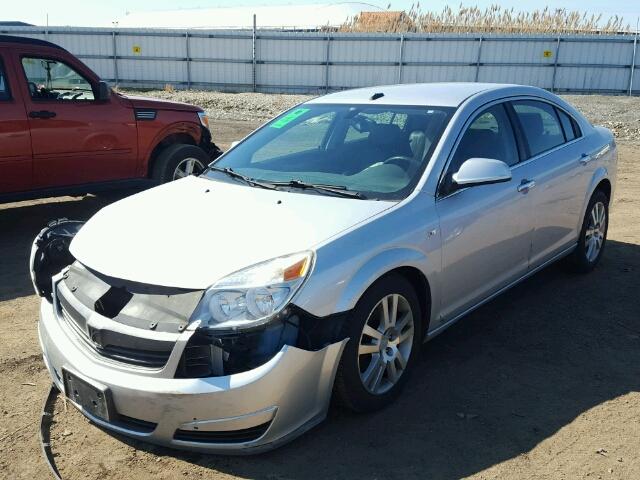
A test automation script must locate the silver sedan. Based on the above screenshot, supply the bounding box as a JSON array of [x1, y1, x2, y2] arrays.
[[34, 82, 616, 453]]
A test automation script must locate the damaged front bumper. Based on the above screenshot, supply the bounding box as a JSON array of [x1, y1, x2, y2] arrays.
[[200, 126, 223, 161], [38, 278, 347, 454]]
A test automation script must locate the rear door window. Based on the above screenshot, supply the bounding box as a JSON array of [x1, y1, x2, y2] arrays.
[[0, 59, 10, 100], [512, 100, 565, 157]]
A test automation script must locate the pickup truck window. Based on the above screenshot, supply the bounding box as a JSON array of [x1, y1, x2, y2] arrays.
[[21, 57, 94, 101], [0, 60, 9, 100]]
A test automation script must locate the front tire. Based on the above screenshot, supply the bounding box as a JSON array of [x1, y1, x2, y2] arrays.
[[151, 144, 210, 184], [566, 190, 609, 273], [334, 273, 422, 412]]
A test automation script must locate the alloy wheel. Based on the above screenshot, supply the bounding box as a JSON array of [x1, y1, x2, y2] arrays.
[[358, 293, 415, 395], [585, 201, 606, 262], [173, 157, 206, 180]]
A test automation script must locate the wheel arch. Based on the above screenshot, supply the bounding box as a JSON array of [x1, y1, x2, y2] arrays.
[[383, 266, 432, 339], [594, 178, 611, 201], [577, 167, 611, 231], [146, 132, 198, 178], [332, 248, 434, 338]]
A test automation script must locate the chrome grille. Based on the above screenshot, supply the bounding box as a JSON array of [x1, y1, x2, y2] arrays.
[[56, 285, 174, 369]]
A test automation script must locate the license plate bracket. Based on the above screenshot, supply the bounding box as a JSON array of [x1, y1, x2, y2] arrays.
[[62, 369, 113, 422]]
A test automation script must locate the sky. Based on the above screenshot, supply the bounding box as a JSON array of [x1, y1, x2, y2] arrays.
[[3, 0, 639, 29]]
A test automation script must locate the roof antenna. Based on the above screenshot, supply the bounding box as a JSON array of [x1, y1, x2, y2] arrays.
[[370, 92, 384, 100]]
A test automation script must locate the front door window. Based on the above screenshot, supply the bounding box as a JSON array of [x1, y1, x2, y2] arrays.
[[22, 57, 94, 101]]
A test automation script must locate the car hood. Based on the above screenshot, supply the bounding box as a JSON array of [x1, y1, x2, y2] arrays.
[[70, 176, 394, 289], [120, 93, 201, 113]]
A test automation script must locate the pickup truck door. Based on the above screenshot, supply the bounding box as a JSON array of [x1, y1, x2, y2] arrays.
[[0, 48, 32, 194], [14, 49, 137, 189], [435, 103, 535, 322]]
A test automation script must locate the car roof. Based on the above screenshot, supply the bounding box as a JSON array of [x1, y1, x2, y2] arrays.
[[0, 34, 65, 51], [307, 82, 526, 108]]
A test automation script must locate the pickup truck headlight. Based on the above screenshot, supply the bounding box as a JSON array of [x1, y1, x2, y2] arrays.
[[192, 251, 313, 331], [197, 111, 210, 130]]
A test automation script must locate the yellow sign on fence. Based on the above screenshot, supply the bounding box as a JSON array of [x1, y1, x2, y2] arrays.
[[543, 50, 553, 58], [132, 45, 141, 54]]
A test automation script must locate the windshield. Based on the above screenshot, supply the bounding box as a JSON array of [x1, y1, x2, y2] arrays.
[[207, 103, 454, 200]]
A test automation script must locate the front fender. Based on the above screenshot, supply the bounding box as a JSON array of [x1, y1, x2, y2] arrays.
[[294, 242, 435, 321], [333, 247, 429, 314], [138, 120, 202, 175], [292, 193, 440, 323]]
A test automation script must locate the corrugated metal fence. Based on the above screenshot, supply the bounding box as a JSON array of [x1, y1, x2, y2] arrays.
[[2, 26, 638, 95]]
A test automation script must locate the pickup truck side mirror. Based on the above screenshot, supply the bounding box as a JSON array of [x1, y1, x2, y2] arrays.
[[96, 81, 111, 101], [452, 157, 512, 189]]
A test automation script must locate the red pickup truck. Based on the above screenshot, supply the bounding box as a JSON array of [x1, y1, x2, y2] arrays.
[[0, 35, 221, 202]]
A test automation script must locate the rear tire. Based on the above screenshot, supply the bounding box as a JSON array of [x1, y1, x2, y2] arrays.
[[565, 190, 609, 273], [151, 144, 210, 184], [334, 273, 422, 413]]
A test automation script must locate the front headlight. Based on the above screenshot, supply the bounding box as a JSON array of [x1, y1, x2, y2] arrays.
[[197, 111, 210, 130], [191, 251, 313, 331]]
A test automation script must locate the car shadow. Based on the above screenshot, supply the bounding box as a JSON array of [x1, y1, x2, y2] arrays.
[[104, 239, 639, 479], [0, 190, 137, 302]]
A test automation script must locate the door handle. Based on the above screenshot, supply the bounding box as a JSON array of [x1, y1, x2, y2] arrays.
[[517, 179, 536, 193], [29, 110, 57, 119], [579, 153, 593, 165]]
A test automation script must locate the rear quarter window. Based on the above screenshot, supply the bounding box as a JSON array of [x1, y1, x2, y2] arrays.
[[556, 108, 582, 142], [512, 100, 565, 158]]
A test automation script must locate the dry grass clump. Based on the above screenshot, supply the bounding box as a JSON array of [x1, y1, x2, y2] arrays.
[[339, 4, 631, 35]]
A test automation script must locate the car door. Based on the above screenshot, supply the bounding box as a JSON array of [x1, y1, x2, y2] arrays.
[[0, 48, 32, 194], [435, 102, 536, 322], [16, 50, 137, 189], [509, 99, 593, 268]]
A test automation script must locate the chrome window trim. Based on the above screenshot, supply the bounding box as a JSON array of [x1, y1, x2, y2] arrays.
[[510, 136, 583, 172]]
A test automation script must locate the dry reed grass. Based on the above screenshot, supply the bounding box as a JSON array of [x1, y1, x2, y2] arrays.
[[338, 4, 631, 35]]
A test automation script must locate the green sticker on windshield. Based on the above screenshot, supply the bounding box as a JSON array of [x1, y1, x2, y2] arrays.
[[270, 108, 310, 129]]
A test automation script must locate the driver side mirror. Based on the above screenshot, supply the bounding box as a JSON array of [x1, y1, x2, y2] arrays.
[[452, 157, 512, 189], [96, 81, 111, 101]]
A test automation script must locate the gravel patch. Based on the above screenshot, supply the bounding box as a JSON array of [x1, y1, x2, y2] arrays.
[[121, 89, 312, 121], [562, 95, 640, 142], [121, 89, 640, 141]]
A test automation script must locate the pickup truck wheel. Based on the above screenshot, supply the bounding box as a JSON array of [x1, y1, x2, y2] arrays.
[[334, 273, 422, 413], [151, 144, 210, 184]]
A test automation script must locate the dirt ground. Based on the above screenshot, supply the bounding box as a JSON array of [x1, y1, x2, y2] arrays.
[[1, 108, 639, 479]]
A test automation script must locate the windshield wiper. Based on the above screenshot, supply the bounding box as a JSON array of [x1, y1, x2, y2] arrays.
[[272, 179, 366, 199], [209, 167, 277, 190]]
